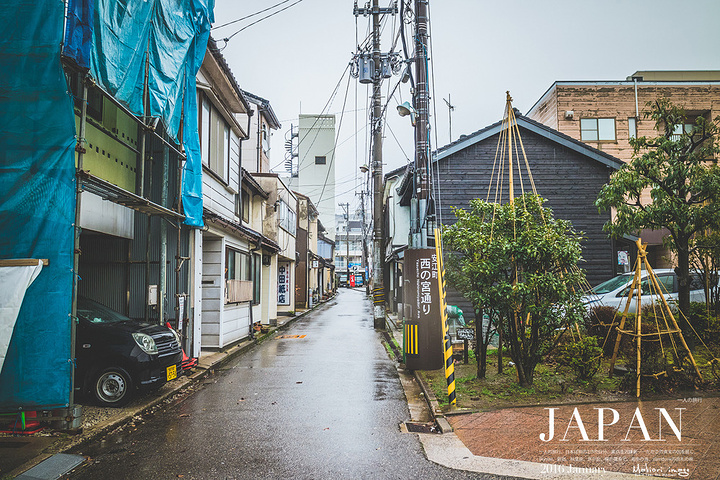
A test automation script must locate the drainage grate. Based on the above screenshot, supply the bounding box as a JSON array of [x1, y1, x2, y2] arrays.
[[404, 421, 440, 434], [16, 453, 85, 479], [276, 334, 306, 339]]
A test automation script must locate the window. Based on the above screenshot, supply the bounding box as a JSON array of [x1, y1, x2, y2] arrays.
[[226, 248, 252, 304], [198, 92, 232, 181], [277, 200, 296, 236], [671, 123, 694, 141], [241, 189, 250, 223], [200, 96, 210, 167], [226, 248, 261, 305], [580, 118, 616, 141], [261, 124, 270, 155], [252, 253, 261, 304], [628, 117, 637, 140], [315, 155, 326, 165]]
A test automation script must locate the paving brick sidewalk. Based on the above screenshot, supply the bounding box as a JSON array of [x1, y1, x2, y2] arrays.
[[447, 396, 720, 479]]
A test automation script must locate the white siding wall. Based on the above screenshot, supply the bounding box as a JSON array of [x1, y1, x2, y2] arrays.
[[222, 235, 252, 346], [201, 236, 223, 348], [221, 303, 250, 345]]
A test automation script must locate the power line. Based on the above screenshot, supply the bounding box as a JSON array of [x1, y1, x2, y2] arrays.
[[217, 0, 304, 46], [317, 70, 353, 206], [212, 0, 297, 30]]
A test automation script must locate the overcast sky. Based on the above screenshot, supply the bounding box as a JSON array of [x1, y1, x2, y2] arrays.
[[212, 0, 720, 213]]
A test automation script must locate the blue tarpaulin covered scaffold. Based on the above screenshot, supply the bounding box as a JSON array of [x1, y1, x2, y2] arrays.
[[64, 0, 213, 228], [0, 0, 212, 410]]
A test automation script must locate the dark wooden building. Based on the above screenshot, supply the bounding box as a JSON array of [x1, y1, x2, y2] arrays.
[[388, 114, 632, 319]]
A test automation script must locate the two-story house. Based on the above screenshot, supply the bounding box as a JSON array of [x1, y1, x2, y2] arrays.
[[193, 40, 279, 351], [254, 173, 298, 322]]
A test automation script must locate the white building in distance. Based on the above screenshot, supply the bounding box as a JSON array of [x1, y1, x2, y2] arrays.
[[290, 114, 335, 241]]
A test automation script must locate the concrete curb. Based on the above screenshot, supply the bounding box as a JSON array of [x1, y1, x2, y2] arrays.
[[7, 294, 336, 479], [384, 313, 454, 434]]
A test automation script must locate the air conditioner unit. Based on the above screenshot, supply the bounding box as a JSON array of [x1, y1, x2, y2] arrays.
[[564, 110, 574, 120]]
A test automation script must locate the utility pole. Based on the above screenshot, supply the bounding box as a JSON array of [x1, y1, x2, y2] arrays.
[[411, 0, 430, 248], [354, 0, 396, 329], [340, 202, 350, 281], [357, 190, 370, 294], [443, 94, 454, 144], [371, 0, 385, 328]]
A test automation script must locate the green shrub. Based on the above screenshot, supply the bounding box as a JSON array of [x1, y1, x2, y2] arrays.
[[557, 336, 603, 381]]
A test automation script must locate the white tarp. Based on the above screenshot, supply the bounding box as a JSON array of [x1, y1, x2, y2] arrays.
[[0, 260, 43, 372]]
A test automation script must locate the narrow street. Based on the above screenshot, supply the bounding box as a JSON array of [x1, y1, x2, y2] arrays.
[[65, 289, 484, 479]]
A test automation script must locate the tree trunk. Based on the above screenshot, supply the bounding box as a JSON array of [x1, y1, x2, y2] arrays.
[[497, 318, 503, 374], [506, 313, 531, 386], [676, 237, 691, 317], [475, 308, 487, 379]]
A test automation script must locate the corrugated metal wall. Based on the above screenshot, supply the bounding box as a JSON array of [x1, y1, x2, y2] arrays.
[[78, 133, 191, 323]]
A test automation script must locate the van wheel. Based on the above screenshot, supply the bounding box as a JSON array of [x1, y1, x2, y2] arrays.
[[94, 367, 133, 407]]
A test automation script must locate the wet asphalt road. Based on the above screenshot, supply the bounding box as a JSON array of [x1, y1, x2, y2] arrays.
[[66, 289, 487, 479]]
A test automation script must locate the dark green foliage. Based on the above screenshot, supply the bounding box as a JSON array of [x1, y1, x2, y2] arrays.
[[557, 336, 603, 381], [444, 194, 587, 386], [596, 98, 720, 317]]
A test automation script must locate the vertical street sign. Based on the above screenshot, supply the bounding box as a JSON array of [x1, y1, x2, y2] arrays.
[[403, 248, 443, 370]]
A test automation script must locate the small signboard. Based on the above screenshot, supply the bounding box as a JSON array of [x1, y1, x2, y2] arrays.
[[456, 328, 475, 340], [278, 262, 291, 305]]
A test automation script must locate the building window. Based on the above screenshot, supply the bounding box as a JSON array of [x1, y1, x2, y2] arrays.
[[200, 96, 211, 167], [628, 117, 637, 140], [580, 118, 616, 141], [261, 123, 270, 156], [226, 248, 261, 305], [241, 189, 250, 223], [315, 155, 326, 165], [671, 123, 694, 141], [198, 92, 233, 182], [277, 200, 297, 236], [226, 248, 252, 304], [252, 253, 261, 305]]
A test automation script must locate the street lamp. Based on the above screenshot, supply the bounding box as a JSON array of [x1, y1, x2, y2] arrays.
[[397, 101, 417, 126]]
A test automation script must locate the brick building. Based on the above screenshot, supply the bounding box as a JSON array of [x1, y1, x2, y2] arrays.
[[526, 71, 720, 266]]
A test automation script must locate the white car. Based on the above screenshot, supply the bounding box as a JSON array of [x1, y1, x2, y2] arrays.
[[583, 269, 706, 313]]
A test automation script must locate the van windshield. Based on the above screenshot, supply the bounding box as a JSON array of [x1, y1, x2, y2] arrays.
[[592, 274, 632, 294]]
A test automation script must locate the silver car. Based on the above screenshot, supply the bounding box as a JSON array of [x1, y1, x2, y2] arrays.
[[583, 269, 706, 313]]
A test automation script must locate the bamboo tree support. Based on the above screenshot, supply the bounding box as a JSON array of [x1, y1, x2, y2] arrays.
[[607, 239, 702, 397]]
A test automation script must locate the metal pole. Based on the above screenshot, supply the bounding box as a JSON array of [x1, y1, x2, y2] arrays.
[[70, 73, 89, 408], [414, 0, 430, 248], [159, 142, 168, 325], [359, 190, 370, 294], [443, 94, 454, 145], [371, 0, 385, 329], [342, 202, 350, 281]]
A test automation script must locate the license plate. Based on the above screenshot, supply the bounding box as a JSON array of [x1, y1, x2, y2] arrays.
[[166, 364, 177, 381]]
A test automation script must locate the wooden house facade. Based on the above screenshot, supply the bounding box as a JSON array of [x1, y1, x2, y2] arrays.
[[386, 115, 627, 320]]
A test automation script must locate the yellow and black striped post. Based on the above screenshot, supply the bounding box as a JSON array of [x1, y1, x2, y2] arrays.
[[434, 228, 456, 405]]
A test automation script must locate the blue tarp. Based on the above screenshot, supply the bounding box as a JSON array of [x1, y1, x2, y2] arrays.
[[0, 0, 77, 409], [63, 0, 213, 227]]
